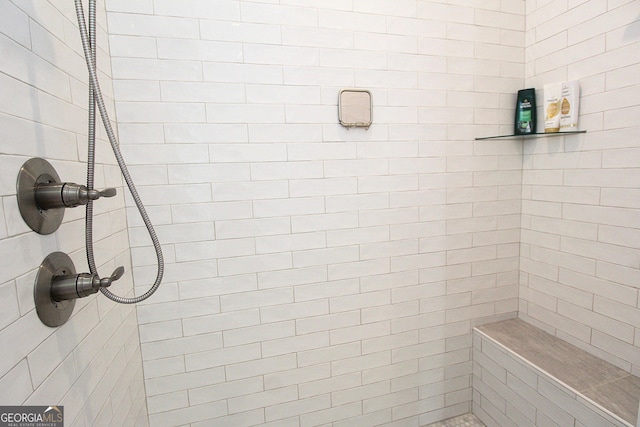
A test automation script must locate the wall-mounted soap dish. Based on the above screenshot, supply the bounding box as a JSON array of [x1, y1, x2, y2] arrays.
[[338, 89, 372, 130]]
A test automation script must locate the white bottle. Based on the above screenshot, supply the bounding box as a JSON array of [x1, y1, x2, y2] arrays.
[[559, 80, 580, 132]]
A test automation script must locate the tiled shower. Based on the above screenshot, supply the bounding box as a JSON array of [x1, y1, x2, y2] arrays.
[[0, 0, 638, 426]]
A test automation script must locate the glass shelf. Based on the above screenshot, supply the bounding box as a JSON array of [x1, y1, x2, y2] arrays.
[[475, 130, 586, 141]]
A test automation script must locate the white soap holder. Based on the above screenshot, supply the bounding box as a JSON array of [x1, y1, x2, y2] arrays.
[[338, 89, 372, 129]]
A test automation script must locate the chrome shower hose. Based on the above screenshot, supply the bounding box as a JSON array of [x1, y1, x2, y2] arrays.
[[75, 0, 164, 304]]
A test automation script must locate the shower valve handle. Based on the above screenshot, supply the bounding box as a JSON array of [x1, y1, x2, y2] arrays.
[[51, 266, 125, 301], [100, 266, 125, 287], [87, 187, 117, 201], [35, 182, 117, 210], [17, 158, 119, 235]]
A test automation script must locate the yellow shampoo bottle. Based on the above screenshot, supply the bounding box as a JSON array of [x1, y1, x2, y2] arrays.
[[544, 82, 562, 133]]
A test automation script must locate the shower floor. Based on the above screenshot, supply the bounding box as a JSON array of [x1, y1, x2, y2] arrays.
[[425, 413, 486, 427]]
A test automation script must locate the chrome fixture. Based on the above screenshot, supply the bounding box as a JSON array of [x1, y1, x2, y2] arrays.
[[37, 182, 116, 210], [17, 158, 116, 235], [34, 252, 124, 327]]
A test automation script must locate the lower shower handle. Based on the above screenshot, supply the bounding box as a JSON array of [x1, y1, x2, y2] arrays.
[[51, 266, 124, 301], [34, 252, 125, 327]]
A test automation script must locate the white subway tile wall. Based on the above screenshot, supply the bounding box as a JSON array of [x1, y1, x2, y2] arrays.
[[0, 1, 147, 426], [520, 0, 640, 377], [3, 0, 638, 426], [108, 0, 524, 425]]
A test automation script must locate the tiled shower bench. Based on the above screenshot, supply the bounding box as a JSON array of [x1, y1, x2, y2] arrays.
[[472, 318, 640, 427]]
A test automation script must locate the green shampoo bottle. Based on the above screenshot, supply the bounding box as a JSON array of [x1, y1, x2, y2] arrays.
[[514, 88, 536, 135]]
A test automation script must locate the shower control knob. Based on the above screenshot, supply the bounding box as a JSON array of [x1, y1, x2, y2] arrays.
[[17, 158, 118, 234], [99, 266, 125, 288], [34, 253, 129, 326], [88, 187, 117, 200], [36, 182, 117, 210], [51, 266, 126, 301]]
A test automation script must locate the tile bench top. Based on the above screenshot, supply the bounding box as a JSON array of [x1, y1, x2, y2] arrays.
[[476, 318, 640, 426]]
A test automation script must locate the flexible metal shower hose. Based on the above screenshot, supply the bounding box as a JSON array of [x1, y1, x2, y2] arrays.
[[85, 0, 97, 277], [75, 0, 164, 304]]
